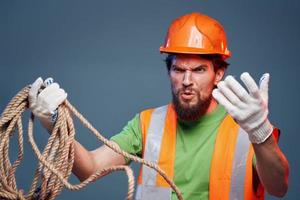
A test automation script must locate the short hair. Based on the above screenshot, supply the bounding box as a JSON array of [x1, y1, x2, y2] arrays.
[[164, 54, 230, 73]]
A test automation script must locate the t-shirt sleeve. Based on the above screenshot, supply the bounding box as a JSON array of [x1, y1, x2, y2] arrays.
[[110, 114, 142, 164]]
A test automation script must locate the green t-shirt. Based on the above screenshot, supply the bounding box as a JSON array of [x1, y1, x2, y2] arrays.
[[111, 105, 227, 200]]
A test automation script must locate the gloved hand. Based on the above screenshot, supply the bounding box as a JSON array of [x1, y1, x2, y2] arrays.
[[212, 72, 273, 144], [28, 77, 67, 132]]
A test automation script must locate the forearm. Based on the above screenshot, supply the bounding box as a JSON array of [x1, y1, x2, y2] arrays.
[[72, 140, 126, 182], [41, 121, 126, 182], [41, 121, 97, 181], [253, 134, 289, 197], [72, 140, 96, 182]]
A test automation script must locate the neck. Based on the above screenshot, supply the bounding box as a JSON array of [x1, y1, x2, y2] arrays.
[[205, 98, 218, 115]]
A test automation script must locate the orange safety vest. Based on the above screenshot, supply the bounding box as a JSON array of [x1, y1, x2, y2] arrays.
[[135, 104, 279, 200]]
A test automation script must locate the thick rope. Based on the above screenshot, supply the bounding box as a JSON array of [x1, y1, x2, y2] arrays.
[[0, 86, 183, 200]]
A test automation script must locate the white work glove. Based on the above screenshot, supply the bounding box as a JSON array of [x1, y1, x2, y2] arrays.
[[28, 77, 67, 132], [212, 72, 273, 144]]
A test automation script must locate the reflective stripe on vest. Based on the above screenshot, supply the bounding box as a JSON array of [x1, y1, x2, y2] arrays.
[[142, 105, 168, 186], [230, 128, 251, 200], [209, 115, 265, 200], [136, 105, 176, 200], [137, 104, 271, 200]]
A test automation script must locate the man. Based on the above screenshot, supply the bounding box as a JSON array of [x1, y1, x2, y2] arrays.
[[29, 13, 289, 200]]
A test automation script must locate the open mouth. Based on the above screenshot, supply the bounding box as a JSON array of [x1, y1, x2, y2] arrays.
[[180, 91, 195, 101]]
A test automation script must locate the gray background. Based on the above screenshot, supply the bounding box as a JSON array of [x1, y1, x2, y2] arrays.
[[0, 0, 299, 199]]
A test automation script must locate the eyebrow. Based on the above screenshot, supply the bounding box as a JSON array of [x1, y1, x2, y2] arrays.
[[171, 64, 208, 70], [193, 64, 208, 69]]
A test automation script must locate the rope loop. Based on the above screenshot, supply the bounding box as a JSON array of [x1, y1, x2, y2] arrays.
[[0, 86, 183, 200]]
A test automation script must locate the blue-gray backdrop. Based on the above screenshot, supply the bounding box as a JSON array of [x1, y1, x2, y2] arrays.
[[0, 0, 299, 199]]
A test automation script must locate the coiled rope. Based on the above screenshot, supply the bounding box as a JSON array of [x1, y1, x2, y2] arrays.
[[0, 86, 183, 200]]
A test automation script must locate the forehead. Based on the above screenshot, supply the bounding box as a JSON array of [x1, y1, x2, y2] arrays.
[[172, 54, 213, 68]]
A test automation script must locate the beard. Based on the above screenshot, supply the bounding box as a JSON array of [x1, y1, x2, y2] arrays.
[[172, 88, 213, 122]]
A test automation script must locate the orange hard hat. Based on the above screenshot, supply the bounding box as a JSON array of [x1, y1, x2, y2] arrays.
[[160, 12, 231, 59]]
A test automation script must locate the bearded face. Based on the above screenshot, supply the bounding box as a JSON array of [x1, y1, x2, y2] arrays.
[[172, 86, 213, 121], [169, 54, 224, 122]]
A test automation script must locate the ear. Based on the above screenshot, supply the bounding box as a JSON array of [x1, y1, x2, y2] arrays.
[[214, 68, 225, 85]]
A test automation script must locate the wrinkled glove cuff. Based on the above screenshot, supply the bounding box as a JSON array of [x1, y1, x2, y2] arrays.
[[36, 110, 57, 134], [248, 119, 273, 144]]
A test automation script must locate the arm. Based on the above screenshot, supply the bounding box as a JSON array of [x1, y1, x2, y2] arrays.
[[213, 72, 289, 197], [253, 133, 289, 196], [72, 113, 143, 181], [72, 141, 126, 182], [28, 77, 127, 181]]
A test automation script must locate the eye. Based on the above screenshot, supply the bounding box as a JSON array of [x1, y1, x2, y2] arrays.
[[171, 65, 185, 73], [193, 66, 206, 73]]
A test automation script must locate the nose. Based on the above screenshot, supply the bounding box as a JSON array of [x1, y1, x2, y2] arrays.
[[183, 71, 193, 87]]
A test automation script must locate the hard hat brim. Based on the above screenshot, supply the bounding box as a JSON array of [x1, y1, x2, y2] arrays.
[[159, 46, 231, 59]]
